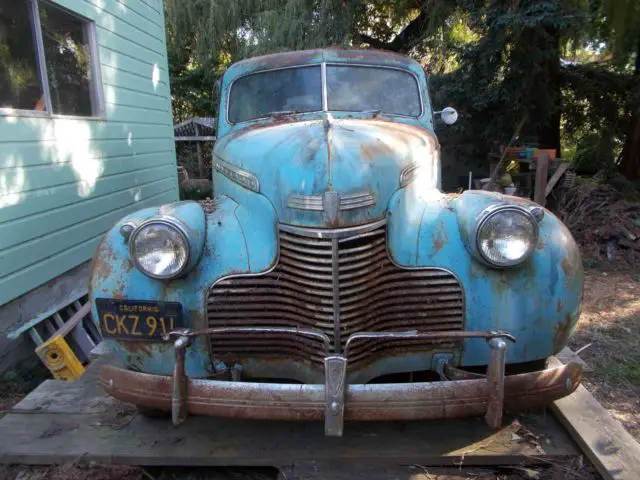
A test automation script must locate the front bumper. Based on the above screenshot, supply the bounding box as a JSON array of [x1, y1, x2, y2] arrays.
[[99, 328, 582, 436]]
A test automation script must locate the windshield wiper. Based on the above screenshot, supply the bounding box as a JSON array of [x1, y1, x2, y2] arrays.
[[264, 110, 301, 117], [363, 109, 382, 117]]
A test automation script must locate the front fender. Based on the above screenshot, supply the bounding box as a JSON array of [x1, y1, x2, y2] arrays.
[[89, 195, 278, 376], [387, 186, 583, 366]]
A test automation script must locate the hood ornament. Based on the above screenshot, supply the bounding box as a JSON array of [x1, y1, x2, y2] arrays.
[[322, 190, 340, 223]]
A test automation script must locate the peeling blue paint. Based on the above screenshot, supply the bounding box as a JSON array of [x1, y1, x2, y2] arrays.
[[90, 49, 584, 382], [387, 187, 584, 365]]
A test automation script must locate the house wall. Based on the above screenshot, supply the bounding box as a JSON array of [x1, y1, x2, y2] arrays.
[[0, 0, 177, 308]]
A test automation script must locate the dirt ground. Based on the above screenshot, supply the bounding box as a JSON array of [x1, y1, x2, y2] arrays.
[[569, 266, 640, 441], [0, 270, 632, 480]]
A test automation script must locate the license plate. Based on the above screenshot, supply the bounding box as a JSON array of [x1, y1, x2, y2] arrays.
[[95, 299, 183, 340]]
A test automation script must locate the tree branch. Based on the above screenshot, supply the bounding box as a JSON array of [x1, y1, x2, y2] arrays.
[[389, 11, 428, 52], [357, 11, 428, 52], [357, 33, 390, 50]]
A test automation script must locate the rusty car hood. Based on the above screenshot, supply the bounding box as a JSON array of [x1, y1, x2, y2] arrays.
[[213, 116, 440, 226]]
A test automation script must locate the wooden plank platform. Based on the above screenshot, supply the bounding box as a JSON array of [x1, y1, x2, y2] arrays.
[[550, 359, 640, 480], [0, 359, 580, 472]]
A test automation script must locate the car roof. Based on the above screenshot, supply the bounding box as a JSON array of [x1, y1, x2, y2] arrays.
[[224, 48, 424, 78]]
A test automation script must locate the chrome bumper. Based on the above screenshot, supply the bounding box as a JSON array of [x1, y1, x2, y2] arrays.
[[99, 328, 582, 437]]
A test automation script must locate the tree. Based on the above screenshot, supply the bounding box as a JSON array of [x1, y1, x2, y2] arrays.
[[560, 0, 640, 178], [427, 0, 584, 162], [164, 0, 640, 180], [619, 38, 640, 179], [164, 0, 362, 121]]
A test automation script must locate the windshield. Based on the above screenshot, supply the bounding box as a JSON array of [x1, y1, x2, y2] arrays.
[[228, 65, 422, 123], [326, 66, 421, 116], [228, 66, 322, 123]]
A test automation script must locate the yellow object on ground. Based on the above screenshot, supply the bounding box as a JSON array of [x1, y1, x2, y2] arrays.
[[35, 336, 85, 381]]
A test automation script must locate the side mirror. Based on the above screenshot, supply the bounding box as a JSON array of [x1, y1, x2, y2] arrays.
[[435, 107, 458, 125]]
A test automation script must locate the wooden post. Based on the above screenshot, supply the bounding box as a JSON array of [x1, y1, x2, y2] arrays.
[[195, 123, 204, 178], [534, 152, 549, 206], [545, 161, 570, 197]]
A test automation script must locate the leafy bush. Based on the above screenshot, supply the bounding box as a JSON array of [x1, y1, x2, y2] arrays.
[[572, 133, 616, 176]]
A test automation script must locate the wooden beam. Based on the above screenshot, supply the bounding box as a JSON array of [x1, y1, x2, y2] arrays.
[[194, 123, 204, 178], [544, 162, 570, 197], [534, 152, 550, 206], [619, 239, 640, 252], [555, 346, 593, 372], [550, 358, 640, 480], [51, 302, 91, 339]]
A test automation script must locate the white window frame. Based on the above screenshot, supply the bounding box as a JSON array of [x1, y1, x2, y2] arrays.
[[0, 0, 105, 119]]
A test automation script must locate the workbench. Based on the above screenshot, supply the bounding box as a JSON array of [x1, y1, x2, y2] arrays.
[[486, 151, 572, 206]]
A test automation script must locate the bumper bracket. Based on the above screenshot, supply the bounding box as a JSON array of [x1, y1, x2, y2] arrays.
[[165, 328, 517, 435], [324, 356, 347, 436]]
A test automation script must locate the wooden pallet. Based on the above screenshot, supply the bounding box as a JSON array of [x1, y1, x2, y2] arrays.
[[549, 357, 640, 480], [0, 357, 580, 476]]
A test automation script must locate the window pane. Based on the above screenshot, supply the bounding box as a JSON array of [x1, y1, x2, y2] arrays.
[[327, 66, 421, 117], [229, 66, 322, 123], [0, 1, 45, 110], [39, 2, 94, 116]]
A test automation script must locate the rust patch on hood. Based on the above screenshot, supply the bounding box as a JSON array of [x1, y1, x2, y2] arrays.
[[90, 237, 113, 282], [553, 313, 573, 353], [113, 280, 126, 300], [359, 143, 379, 161], [561, 257, 573, 276], [432, 220, 448, 253]]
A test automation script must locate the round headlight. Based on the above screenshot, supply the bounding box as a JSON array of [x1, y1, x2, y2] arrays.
[[476, 206, 538, 267], [130, 221, 189, 279]]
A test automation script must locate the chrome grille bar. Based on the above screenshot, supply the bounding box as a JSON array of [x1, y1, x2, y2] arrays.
[[331, 236, 341, 353], [207, 221, 464, 372], [287, 191, 376, 212]]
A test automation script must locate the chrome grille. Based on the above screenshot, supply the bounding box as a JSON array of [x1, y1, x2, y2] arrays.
[[207, 222, 464, 371]]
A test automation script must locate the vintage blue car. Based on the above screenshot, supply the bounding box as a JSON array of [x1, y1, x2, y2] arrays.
[[91, 48, 584, 436]]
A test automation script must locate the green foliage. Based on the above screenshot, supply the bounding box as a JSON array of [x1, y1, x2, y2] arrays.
[[430, 1, 576, 168], [163, 0, 431, 121], [164, 0, 362, 121], [164, 0, 640, 180], [598, 356, 640, 386], [572, 132, 616, 175]]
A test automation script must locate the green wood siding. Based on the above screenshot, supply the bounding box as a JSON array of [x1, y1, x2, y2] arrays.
[[0, 0, 177, 306]]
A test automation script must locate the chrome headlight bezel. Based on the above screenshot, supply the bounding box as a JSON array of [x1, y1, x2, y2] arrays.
[[474, 204, 539, 268], [128, 217, 191, 280]]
